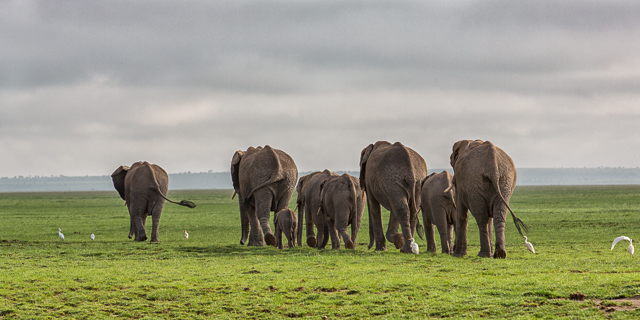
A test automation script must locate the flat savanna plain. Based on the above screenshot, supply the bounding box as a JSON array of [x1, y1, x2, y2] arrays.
[[1, 186, 639, 319]]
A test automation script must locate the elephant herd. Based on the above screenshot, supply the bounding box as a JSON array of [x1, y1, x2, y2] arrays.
[[111, 140, 528, 258]]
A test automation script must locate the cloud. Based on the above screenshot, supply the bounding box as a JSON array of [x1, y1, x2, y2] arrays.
[[1, 0, 640, 177]]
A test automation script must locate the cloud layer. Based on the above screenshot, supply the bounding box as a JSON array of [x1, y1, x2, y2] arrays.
[[1, 0, 640, 177]]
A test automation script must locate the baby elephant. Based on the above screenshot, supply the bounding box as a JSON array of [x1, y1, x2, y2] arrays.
[[420, 171, 457, 254], [318, 173, 366, 250], [274, 208, 298, 249]]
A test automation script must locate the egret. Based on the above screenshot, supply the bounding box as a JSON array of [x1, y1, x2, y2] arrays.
[[184, 230, 189, 240], [523, 236, 535, 254], [58, 228, 65, 240], [611, 236, 634, 255], [91, 234, 95, 240], [410, 238, 419, 255]]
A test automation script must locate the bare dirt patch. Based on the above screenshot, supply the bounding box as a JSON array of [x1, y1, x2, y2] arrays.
[[594, 295, 640, 313]]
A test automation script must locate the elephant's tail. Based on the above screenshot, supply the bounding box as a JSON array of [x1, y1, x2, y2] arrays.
[[490, 162, 527, 237], [159, 194, 197, 208], [243, 171, 283, 205], [144, 162, 196, 209]]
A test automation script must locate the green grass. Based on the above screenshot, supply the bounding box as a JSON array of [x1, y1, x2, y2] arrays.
[[1, 186, 640, 319]]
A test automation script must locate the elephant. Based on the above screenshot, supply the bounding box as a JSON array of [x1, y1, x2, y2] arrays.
[[111, 161, 196, 242], [359, 141, 428, 253], [420, 171, 457, 254], [231, 145, 298, 247], [295, 169, 338, 247], [446, 140, 528, 258], [274, 208, 297, 249], [318, 173, 366, 250]]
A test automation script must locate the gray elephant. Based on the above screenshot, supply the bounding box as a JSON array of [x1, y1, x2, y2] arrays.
[[446, 140, 527, 258], [111, 161, 196, 242], [274, 208, 297, 249], [318, 173, 366, 250], [231, 146, 298, 247], [359, 141, 428, 253], [295, 170, 338, 247], [420, 171, 457, 254]]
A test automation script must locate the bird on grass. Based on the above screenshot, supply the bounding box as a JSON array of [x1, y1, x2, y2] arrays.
[[410, 238, 419, 255], [611, 236, 634, 255], [91, 234, 95, 240], [58, 228, 65, 240], [523, 236, 535, 254], [184, 230, 189, 240]]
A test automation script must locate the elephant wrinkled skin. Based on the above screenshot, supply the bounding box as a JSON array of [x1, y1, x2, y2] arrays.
[[231, 146, 298, 247], [274, 208, 297, 249], [318, 173, 366, 250], [360, 141, 428, 253], [295, 170, 338, 247], [448, 140, 527, 258], [420, 171, 457, 254], [111, 161, 196, 242]]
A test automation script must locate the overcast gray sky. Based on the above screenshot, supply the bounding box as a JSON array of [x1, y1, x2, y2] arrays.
[[2, 0, 640, 177]]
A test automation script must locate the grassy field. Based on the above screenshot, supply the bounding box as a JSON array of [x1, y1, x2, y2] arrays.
[[0, 186, 639, 319]]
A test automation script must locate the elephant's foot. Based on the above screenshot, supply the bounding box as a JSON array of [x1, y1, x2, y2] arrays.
[[345, 240, 355, 250], [264, 233, 276, 246], [452, 250, 467, 258], [307, 236, 317, 248], [240, 239, 245, 245], [477, 251, 492, 258], [135, 235, 147, 241], [128, 234, 133, 239], [393, 234, 404, 249], [375, 243, 387, 251], [493, 249, 507, 259], [247, 235, 265, 246]]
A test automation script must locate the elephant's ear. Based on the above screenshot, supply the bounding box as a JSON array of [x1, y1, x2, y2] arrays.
[[111, 165, 130, 201], [230, 151, 244, 192], [359, 144, 374, 191], [296, 175, 308, 200], [450, 140, 466, 168]]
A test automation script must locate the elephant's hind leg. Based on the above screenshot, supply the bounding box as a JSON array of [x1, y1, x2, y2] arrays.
[[253, 190, 276, 246]]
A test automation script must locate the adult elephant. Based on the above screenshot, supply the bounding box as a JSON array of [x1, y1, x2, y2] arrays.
[[360, 141, 428, 253], [231, 146, 298, 247], [111, 161, 196, 242], [318, 173, 366, 250], [420, 171, 457, 254], [295, 170, 337, 247], [446, 140, 527, 258]]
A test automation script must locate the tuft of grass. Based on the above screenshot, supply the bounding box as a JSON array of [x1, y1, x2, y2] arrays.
[[0, 186, 640, 318]]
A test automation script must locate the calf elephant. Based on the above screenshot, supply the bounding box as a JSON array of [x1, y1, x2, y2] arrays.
[[318, 173, 366, 250], [231, 146, 298, 247], [295, 170, 338, 247], [420, 171, 457, 254], [360, 141, 428, 253], [274, 208, 297, 249], [111, 161, 196, 242], [447, 140, 528, 258]]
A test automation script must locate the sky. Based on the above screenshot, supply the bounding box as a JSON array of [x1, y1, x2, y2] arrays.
[[1, 0, 640, 177]]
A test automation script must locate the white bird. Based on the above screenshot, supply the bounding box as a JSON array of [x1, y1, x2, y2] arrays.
[[91, 234, 95, 240], [611, 236, 634, 255], [410, 238, 419, 255], [523, 236, 535, 254], [184, 230, 189, 240], [58, 228, 65, 240]]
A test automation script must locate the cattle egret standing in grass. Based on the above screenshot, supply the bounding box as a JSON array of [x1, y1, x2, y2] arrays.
[[91, 234, 95, 240], [611, 236, 634, 255], [410, 238, 419, 255], [58, 228, 65, 240], [523, 236, 535, 254], [184, 230, 189, 240]]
